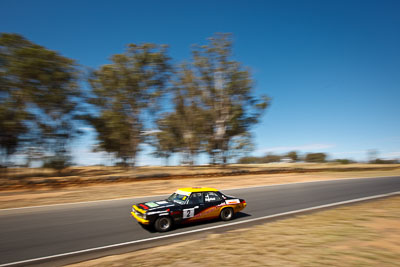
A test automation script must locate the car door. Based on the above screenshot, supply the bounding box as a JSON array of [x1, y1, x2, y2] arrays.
[[182, 192, 205, 221], [202, 191, 225, 219]]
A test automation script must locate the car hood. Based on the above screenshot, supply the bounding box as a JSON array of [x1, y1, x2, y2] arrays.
[[134, 200, 178, 212]]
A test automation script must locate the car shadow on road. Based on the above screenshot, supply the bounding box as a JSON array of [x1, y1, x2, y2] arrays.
[[140, 212, 252, 233], [235, 211, 251, 219]]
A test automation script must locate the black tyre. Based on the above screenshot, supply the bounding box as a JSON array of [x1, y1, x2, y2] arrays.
[[220, 208, 234, 221], [154, 216, 173, 232]]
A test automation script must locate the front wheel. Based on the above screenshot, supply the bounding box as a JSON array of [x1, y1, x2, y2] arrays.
[[220, 208, 234, 221], [154, 217, 173, 232]]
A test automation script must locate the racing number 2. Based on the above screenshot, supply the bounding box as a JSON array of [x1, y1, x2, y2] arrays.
[[183, 208, 195, 218]]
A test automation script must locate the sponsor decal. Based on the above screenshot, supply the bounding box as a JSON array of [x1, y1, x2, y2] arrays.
[[225, 199, 240, 205], [149, 204, 174, 211], [205, 196, 216, 202], [147, 210, 168, 215], [156, 201, 169, 205], [193, 206, 218, 218], [145, 202, 159, 208], [139, 204, 149, 210]]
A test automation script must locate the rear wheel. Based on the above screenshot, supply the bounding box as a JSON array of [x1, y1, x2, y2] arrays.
[[220, 208, 234, 221], [154, 217, 173, 232]]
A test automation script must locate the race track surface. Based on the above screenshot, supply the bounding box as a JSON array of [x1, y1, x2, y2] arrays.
[[0, 176, 399, 266]]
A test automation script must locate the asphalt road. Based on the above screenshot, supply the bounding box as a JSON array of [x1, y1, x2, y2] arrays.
[[0, 176, 399, 266]]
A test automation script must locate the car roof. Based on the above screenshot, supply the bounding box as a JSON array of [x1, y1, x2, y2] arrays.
[[177, 187, 219, 193]]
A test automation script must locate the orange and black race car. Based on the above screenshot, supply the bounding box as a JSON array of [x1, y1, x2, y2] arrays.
[[131, 187, 247, 232]]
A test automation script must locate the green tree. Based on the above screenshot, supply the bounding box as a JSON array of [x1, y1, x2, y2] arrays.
[[1, 34, 30, 166], [229, 132, 255, 160], [149, 115, 180, 166], [0, 104, 28, 166], [192, 33, 269, 165], [333, 158, 355, 164], [286, 151, 298, 162], [88, 43, 171, 166], [305, 153, 327, 163], [171, 63, 209, 165], [152, 63, 208, 165], [0, 33, 82, 168], [237, 156, 262, 164], [261, 153, 281, 163]]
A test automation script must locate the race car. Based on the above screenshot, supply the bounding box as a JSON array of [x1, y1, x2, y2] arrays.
[[131, 187, 247, 232]]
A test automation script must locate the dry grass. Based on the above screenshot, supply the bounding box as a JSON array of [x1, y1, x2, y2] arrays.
[[67, 196, 400, 267], [6, 163, 395, 178], [2, 163, 399, 188], [0, 166, 399, 209]]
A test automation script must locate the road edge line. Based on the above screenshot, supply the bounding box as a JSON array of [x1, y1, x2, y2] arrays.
[[1, 191, 399, 267]]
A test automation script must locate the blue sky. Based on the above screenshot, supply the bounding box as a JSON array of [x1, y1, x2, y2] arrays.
[[2, 0, 399, 165]]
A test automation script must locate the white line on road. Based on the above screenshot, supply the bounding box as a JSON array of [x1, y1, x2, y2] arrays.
[[0, 191, 398, 267]]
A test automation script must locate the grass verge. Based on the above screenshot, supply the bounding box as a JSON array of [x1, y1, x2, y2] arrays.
[[67, 196, 400, 267], [2, 163, 399, 191]]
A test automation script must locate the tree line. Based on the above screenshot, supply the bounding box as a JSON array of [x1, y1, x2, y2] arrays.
[[0, 33, 269, 168], [238, 151, 399, 164], [238, 151, 329, 164]]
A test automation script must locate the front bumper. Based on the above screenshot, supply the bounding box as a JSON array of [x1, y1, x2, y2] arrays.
[[131, 211, 150, 225]]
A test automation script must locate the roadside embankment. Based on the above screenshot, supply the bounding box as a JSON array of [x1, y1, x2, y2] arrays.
[[0, 164, 399, 209], [1, 163, 399, 191]]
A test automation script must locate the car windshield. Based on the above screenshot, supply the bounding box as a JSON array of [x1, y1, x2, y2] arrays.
[[167, 193, 188, 205]]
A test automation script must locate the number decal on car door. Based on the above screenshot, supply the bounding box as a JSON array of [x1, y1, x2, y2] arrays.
[[183, 208, 195, 218]]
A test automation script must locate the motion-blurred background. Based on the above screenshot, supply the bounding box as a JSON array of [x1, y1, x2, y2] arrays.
[[1, 0, 399, 170]]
